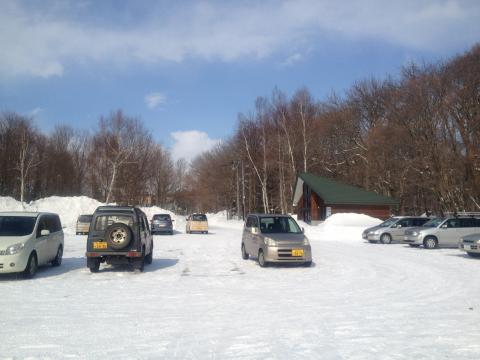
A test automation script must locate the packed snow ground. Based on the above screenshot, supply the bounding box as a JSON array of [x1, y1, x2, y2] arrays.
[[1, 197, 480, 359]]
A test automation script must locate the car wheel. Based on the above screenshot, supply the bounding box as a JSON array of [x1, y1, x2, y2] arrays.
[[258, 250, 268, 267], [52, 246, 63, 267], [241, 243, 249, 260], [145, 243, 153, 265], [88, 258, 100, 273], [409, 244, 420, 248], [423, 237, 438, 249], [105, 223, 132, 250], [24, 253, 38, 279], [467, 252, 480, 258], [380, 233, 392, 244], [133, 248, 146, 272]]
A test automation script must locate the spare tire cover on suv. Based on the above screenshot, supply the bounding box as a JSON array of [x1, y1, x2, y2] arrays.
[[105, 223, 133, 250]]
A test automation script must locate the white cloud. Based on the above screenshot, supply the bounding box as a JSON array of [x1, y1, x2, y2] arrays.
[[145, 92, 167, 109], [280, 53, 304, 67], [170, 130, 221, 163], [28, 107, 44, 117], [0, 0, 478, 78]]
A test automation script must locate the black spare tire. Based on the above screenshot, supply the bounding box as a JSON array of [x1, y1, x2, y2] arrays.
[[105, 223, 132, 250]]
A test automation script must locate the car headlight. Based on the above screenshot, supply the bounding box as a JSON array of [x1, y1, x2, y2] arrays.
[[264, 238, 276, 247], [6, 243, 25, 255], [303, 238, 310, 246], [373, 230, 380, 235]]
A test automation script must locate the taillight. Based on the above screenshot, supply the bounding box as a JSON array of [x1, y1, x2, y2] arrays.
[[127, 251, 142, 257]]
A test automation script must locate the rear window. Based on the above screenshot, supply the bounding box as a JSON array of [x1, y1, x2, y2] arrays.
[[192, 214, 207, 221], [94, 215, 133, 231], [0, 216, 37, 236], [153, 214, 171, 221], [78, 215, 93, 223]]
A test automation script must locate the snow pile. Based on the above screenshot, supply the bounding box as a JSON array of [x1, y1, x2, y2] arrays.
[[206, 211, 244, 230], [0, 196, 175, 234], [0, 196, 24, 212], [301, 213, 382, 243]]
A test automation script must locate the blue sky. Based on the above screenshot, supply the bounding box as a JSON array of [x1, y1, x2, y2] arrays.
[[1, 0, 479, 162]]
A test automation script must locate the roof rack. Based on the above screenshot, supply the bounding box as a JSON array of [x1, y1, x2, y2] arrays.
[[444, 211, 480, 217]]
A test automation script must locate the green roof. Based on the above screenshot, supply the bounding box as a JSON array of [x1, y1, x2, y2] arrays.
[[295, 172, 398, 206]]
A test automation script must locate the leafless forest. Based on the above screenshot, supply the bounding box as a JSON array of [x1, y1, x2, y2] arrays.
[[1, 45, 479, 216]]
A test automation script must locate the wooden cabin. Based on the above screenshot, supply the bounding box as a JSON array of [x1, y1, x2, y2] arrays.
[[293, 173, 398, 224]]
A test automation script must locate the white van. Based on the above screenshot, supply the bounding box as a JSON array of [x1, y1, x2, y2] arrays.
[[0, 212, 64, 278]]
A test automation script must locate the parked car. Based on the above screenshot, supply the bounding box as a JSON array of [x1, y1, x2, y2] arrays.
[[151, 213, 174, 235], [362, 216, 431, 244], [241, 214, 312, 267], [459, 233, 480, 257], [0, 212, 64, 278], [76, 214, 93, 235], [186, 214, 208, 234], [404, 216, 480, 249], [85, 206, 153, 273]]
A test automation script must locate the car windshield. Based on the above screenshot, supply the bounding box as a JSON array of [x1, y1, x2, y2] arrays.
[[259, 216, 302, 234], [422, 217, 445, 227], [154, 214, 171, 221], [192, 214, 207, 221], [94, 215, 133, 231], [78, 215, 93, 223], [378, 217, 399, 227], [0, 216, 36, 236]]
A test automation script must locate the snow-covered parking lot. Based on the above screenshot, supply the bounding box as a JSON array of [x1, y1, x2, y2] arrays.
[[1, 215, 480, 359]]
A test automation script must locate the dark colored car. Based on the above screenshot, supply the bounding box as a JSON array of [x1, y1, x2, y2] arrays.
[[85, 206, 153, 273], [151, 213, 174, 235]]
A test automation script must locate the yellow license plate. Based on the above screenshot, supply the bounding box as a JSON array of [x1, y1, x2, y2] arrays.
[[292, 249, 304, 257], [93, 242, 107, 249]]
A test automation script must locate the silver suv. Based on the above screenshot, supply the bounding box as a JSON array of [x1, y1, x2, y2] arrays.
[[362, 216, 431, 244], [0, 212, 64, 278], [241, 214, 312, 267], [404, 216, 480, 249]]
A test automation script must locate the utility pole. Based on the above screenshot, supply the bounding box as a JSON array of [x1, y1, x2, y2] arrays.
[[236, 162, 240, 220]]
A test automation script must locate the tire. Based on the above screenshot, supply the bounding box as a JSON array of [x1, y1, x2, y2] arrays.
[[24, 253, 38, 279], [51, 246, 63, 267], [88, 258, 100, 273], [105, 223, 132, 250], [145, 243, 153, 265], [409, 244, 420, 248], [133, 247, 146, 272], [241, 243, 249, 260], [423, 237, 438, 249], [170, 231, 174, 235], [258, 250, 268, 268], [380, 233, 392, 244]]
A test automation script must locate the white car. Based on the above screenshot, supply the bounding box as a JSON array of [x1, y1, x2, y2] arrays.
[[0, 212, 64, 278]]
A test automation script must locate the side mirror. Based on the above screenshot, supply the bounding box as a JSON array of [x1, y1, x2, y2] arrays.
[[301, 227, 305, 233], [441, 224, 448, 229], [40, 229, 50, 236], [251, 227, 259, 235]]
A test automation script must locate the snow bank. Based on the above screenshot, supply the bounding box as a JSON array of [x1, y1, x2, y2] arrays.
[[0, 196, 175, 234], [206, 211, 244, 230], [300, 213, 382, 243]]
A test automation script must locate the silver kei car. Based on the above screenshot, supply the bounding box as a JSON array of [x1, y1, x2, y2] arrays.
[[404, 216, 480, 249], [459, 233, 480, 257], [362, 216, 431, 244], [0, 212, 64, 278], [241, 214, 312, 267]]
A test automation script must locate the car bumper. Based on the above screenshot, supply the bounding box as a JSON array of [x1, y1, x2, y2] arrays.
[[0, 253, 29, 274], [366, 234, 380, 241], [152, 225, 173, 233], [459, 243, 480, 253], [264, 245, 312, 263], [403, 235, 423, 245]]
